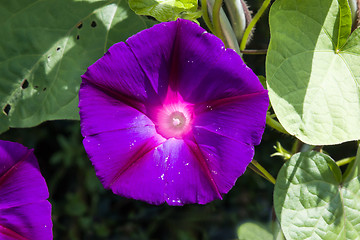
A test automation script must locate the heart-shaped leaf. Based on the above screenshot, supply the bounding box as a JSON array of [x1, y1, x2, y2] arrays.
[[129, 0, 201, 22], [274, 149, 360, 239], [0, 0, 154, 134], [266, 0, 360, 145]]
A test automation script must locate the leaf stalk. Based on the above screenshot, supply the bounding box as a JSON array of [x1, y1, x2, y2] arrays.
[[249, 159, 276, 184]]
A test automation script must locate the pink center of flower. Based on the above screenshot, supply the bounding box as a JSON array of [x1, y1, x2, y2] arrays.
[[155, 89, 193, 139]]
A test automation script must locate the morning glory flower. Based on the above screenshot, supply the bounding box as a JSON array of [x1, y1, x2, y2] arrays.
[[0, 140, 52, 239], [79, 19, 268, 205]]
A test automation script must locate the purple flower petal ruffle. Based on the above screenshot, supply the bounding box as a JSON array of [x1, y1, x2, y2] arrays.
[[0, 140, 52, 240], [79, 19, 269, 205]]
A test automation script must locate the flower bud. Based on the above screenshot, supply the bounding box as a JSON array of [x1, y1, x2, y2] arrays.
[[224, 0, 252, 45], [349, 0, 360, 31]]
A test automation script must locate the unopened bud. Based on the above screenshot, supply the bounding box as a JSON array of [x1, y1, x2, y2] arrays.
[[349, 0, 360, 30], [224, 0, 252, 45]]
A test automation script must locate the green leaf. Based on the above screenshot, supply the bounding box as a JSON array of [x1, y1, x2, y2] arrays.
[[272, 220, 286, 240], [274, 151, 360, 240], [0, 0, 154, 134], [266, 0, 360, 145], [237, 222, 272, 240], [337, 0, 352, 48], [258, 75, 267, 90], [128, 0, 201, 22]]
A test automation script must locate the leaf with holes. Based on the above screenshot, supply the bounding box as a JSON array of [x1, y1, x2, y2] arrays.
[[266, 0, 360, 145], [0, 0, 155, 134], [274, 149, 360, 240], [128, 0, 201, 22]]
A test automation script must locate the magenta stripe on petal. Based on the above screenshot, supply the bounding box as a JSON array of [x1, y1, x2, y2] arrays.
[[193, 90, 269, 146]]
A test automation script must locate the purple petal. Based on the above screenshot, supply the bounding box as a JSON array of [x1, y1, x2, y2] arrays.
[[126, 21, 178, 99], [83, 127, 167, 204], [0, 141, 29, 177], [177, 40, 265, 103], [173, 20, 264, 102], [0, 141, 49, 209], [0, 201, 52, 240], [190, 128, 255, 195], [0, 140, 52, 240], [193, 91, 269, 146], [126, 19, 264, 104], [81, 41, 160, 107], [79, 81, 155, 136], [162, 139, 222, 205], [85, 134, 225, 205]]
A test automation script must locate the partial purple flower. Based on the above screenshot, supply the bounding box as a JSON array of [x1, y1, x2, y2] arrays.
[[79, 19, 268, 205], [0, 140, 52, 240]]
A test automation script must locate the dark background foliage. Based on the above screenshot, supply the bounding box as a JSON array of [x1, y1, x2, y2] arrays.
[[0, 0, 357, 239]]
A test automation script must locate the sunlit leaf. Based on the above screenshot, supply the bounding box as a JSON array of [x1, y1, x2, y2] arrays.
[[129, 0, 201, 22], [0, 0, 154, 134], [237, 221, 272, 240], [274, 150, 360, 239], [266, 0, 360, 145]]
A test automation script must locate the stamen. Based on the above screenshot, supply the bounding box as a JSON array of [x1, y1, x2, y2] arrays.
[[173, 117, 181, 126]]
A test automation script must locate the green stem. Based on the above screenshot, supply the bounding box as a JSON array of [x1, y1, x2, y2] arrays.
[[240, 49, 268, 55], [342, 142, 360, 181], [266, 114, 289, 135], [201, 0, 214, 32], [212, 0, 226, 44], [249, 160, 276, 184], [336, 156, 356, 167], [239, 0, 271, 50], [248, 164, 268, 180]]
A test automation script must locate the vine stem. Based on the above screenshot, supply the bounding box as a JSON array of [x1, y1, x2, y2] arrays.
[[240, 49, 268, 55], [249, 160, 276, 184], [336, 157, 356, 167], [212, 0, 227, 45], [201, 0, 214, 32], [266, 114, 289, 135], [240, 0, 271, 50]]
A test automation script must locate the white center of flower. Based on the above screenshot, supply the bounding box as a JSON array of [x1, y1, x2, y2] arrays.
[[169, 111, 186, 129], [156, 107, 192, 139], [172, 117, 181, 126]]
